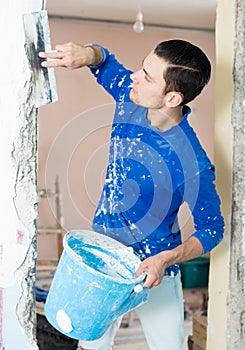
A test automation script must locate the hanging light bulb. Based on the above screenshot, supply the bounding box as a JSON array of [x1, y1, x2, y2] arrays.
[[133, 11, 144, 33]]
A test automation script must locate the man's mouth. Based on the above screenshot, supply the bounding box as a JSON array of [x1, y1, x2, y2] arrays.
[[131, 85, 137, 93]]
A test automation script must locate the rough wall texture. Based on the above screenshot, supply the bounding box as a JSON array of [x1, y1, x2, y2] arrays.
[[227, 0, 245, 349], [0, 1, 43, 349], [13, 85, 39, 349]]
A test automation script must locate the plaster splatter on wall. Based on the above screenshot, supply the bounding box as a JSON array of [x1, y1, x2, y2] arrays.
[[22, 10, 57, 107]]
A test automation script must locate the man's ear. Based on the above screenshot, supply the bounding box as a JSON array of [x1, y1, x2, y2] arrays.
[[165, 92, 184, 107]]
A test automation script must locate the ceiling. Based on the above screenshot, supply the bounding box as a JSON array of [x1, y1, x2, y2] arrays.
[[47, 0, 217, 31]]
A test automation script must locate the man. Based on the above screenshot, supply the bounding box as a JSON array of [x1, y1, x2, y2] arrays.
[[40, 40, 224, 349]]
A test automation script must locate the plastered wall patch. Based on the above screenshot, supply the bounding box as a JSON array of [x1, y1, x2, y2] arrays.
[[22, 10, 58, 108]]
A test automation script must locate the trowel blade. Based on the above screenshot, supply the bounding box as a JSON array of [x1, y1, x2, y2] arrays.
[[22, 10, 58, 108]]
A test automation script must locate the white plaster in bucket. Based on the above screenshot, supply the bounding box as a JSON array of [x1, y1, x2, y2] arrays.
[[63, 230, 145, 284]]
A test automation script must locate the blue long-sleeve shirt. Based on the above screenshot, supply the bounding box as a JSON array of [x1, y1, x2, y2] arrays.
[[90, 46, 224, 275]]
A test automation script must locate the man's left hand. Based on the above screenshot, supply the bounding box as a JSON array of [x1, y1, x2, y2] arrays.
[[135, 236, 204, 288], [135, 253, 168, 288]]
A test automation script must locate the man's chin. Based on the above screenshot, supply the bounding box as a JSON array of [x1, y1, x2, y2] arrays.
[[129, 90, 134, 101]]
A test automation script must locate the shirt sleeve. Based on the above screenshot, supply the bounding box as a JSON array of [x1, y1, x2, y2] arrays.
[[180, 166, 225, 255], [88, 45, 133, 101]]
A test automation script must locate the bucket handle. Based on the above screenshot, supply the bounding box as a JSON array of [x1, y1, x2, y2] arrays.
[[131, 273, 147, 294]]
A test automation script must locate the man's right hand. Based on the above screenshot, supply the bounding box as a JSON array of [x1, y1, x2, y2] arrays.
[[39, 42, 103, 69]]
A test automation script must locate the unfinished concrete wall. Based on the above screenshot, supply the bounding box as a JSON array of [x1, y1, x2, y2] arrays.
[[209, 0, 245, 349], [227, 0, 245, 348], [0, 1, 43, 348], [207, 1, 234, 348]]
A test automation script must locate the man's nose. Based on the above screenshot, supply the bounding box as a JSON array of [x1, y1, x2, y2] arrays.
[[130, 72, 139, 83]]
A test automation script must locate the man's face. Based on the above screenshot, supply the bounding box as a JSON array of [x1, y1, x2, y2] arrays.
[[129, 52, 169, 109]]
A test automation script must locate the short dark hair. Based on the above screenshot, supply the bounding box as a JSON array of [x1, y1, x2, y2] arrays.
[[154, 39, 211, 105]]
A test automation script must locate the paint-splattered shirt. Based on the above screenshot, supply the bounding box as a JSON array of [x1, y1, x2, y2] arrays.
[[90, 46, 224, 276]]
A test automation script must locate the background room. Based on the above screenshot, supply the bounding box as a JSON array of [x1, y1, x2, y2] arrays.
[[1, 0, 242, 349]]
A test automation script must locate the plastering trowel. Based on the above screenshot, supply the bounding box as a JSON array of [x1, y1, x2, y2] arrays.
[[22, 10, 58, 108]]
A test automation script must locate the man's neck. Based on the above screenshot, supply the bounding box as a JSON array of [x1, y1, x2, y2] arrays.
[[147, 106, 183, 131]]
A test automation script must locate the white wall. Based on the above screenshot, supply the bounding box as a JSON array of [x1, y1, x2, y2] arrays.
[[0, 1, 42, 348]]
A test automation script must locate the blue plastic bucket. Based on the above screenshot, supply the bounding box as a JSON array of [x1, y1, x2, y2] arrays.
[[44, 230, 149, 341]]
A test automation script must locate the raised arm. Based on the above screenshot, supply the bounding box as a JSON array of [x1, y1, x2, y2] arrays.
[[39, 42, 132, 101], [39, 42, 103, 69]]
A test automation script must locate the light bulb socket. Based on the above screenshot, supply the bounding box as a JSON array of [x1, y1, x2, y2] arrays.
[[133, 11, 144, 33], [136, 11, 143, 22]]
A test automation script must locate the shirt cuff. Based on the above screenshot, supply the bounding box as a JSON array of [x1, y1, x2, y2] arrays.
[[84, 44, 108, 69]]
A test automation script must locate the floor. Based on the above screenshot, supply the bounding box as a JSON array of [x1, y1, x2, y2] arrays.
[[112, 285, 208, 350], [113, 312, 193, 350]]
